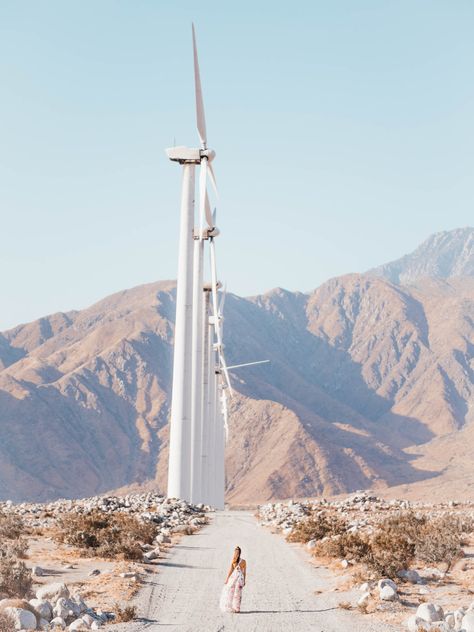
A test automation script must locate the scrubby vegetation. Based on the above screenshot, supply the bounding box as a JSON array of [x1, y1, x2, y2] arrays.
[[286, 511, 347, 543], [55, 510, 156, 560], [0, 611, 15, 632], [112, 602, 137, 622], [309, 511, 470, 578], [0, 510, 32, 598]]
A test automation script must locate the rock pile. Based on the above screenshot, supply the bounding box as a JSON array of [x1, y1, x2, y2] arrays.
[[405, 601, 474, 631], [0, 492, 210, 533], [0, 583, 111, 630], [257, 492, 474, 537]]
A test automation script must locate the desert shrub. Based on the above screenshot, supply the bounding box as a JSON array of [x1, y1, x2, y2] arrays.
[[314, 531, 371, 562], [380, 511, 426, 544], [112, 602, 137, 622], [0, 538, 28, 560], [56, 511, 156, 560], [0, 512, 24, 540], [287, 512, 348, 543], [0, 611, 15, 632], [415, 515, 464, 571], [364, 529, 415, 578], [0, 556, 32, 598], [315, 520, 414, 578], [313, 511, 467, 578]]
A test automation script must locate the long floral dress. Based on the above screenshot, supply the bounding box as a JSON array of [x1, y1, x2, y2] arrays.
[[219, 560, 245, 613]]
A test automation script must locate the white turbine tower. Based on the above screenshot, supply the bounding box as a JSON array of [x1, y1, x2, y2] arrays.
[[166, 25, 219, 503]]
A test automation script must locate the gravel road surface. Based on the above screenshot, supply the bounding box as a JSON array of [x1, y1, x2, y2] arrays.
[[111, 510, 397, 632]]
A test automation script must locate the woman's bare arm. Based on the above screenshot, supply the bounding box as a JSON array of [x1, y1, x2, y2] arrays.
[[242, 560, 247, 585], [225, 564, 233, 584]]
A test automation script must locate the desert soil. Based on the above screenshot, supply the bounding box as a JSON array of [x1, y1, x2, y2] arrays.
[[111, 510, 397, 632]]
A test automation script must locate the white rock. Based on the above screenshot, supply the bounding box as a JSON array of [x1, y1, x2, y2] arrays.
[[406, 615, 430, 632], [53, 597, 71, 620], [379, 585, 398, 601], [340, 559, 349, 569], [306, 539, 316, 550], [4, 607, 37, 630], [36, 582, 70, 602], [144, 548, 160, 561], [91, 622, 102, 630], [71, 593, 88, 614], [444, 613, 455, 629], [69, 618, 88, 630], [29, 598, 52, 620], [357, 591, 370, 607], [82, 613, 95, 626], [49, 616, 66, 629], [398, 569, 421, 584], [462, 612, 474, 632], [378, 578, 397, 591], [419, 586, 429, 595], [359, 582, 370, 592], [32, 565, 45, 577], [454, 608, 466, 630], [416, 602, 444, 623]]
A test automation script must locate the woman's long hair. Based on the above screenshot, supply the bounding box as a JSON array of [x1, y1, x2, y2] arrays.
[[232, 546, 241, 568]]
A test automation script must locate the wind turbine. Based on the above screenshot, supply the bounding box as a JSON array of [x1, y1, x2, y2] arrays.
[[166, 25, 221, 504]]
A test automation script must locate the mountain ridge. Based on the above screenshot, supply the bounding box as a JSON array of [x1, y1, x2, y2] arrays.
[[0, 229, 473, 503]]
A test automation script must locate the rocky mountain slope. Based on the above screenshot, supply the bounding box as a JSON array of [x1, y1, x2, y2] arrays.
[[1, 229, 473, 504], [368, 227, 474, 284]]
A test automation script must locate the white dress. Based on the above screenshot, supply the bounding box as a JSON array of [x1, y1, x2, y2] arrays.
[[219, 560, 245, 612]]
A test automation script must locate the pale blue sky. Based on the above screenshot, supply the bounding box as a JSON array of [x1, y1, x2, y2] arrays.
[[1, 1, 473, 330]]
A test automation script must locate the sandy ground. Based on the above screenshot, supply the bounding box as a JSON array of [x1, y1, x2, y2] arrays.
[[26, 535, 143, 609], [110, 511, 398, 632]]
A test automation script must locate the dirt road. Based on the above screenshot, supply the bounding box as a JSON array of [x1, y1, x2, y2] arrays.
[[112, 510, 396, 631]]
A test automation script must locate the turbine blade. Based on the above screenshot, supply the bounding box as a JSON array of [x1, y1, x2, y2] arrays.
[[192, 23, 207, 148], [208, 163, 218, 197], [205, 190, 213, 228], [218, 284, 227, 316], [210, 238, 233, 396]]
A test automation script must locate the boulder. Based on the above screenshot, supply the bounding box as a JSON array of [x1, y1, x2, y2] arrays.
[[69, 618, 88, 630], [50, 616, 66, 629], [416, 602, 444, 623], [144, 548, 160, 561], [462, 612, 474, 632], [0, 599, 40, 625], [444, 613, 455, 629], [406, 615, 430, 632], [4, 606, 37, 630], [379, 585, 398, 601], [29, 598, 52, 620], [32, 565, 45, 577], [82, 613, 95, 626], [36, 582, 69, 602], [398, 569, 421, 584], [378, 578, 397, 591], [53, 597, 71, 620], [71, 593, 88, 614], [357, 591, 370, 607]]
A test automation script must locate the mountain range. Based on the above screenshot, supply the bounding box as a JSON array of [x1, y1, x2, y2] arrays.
[[1, 227, 473, 504]]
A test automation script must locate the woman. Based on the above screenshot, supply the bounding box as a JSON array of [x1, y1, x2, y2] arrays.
[[219, 546, 247, 613]]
